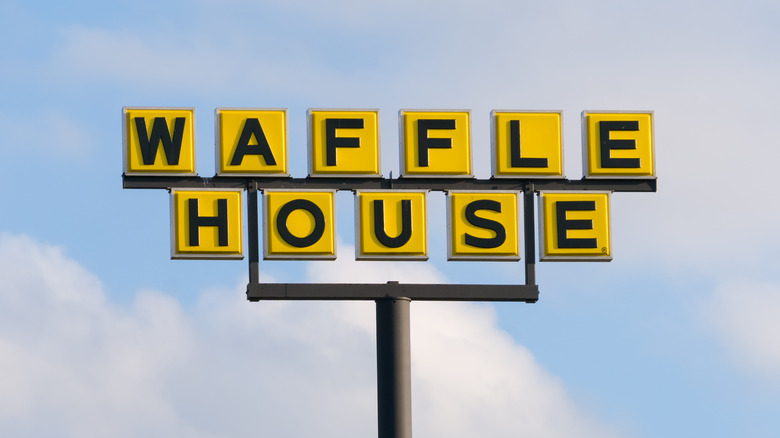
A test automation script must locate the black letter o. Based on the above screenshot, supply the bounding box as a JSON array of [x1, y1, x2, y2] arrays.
[[276, 199, 326, 248]]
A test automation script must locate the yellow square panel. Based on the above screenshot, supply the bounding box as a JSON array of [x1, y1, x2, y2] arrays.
[[492, 111, 563, 177], [170, 189, 243, 259], [447, 192, 519, 260], [582, 111, 655, 178], [539, 192, 611, 261], [264, 190, 336, 259], [216, 108, 288, 176], [124, 107, 196, 175], [308, 109, 380, 176], [400, 110, 472, 177], [355, 191, 428, 260]]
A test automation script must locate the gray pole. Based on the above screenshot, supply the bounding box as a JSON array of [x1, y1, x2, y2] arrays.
[[376, 296, 412, 438], [523, 183, 536, 286], [247, 183, 260, 284]]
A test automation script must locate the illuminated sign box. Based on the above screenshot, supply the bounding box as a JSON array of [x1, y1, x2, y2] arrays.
[[309, 109, 381, 177], [400, 110, 472, 177], [538, 191, 612, 261], [447, 191, 520, 261], [264, 190, 337, 260], [582, 111, 655, 178], [123, 107, 196, 176], [215, 108, 289, 176], [355, 191, 428, 260], [491, 110, 564, 178], [170, 189, 244, 259]]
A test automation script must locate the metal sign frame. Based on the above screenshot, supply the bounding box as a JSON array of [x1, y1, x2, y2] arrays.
[[122, 107, 656, 438]]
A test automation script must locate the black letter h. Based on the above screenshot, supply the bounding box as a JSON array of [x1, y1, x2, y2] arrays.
[[188, 199, 229, 246]]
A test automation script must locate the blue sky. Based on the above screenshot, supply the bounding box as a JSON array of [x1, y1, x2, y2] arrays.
[[1, 0, 780, 436]]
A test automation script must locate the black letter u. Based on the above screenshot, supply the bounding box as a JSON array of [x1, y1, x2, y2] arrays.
[[373, 199, 412, 248]]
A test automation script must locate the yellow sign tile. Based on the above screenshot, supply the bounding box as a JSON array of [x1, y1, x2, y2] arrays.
[[215, 108, 288, 176], [539, 192, 611, 261], [124, 107, 196, 175], [582, 111, 655, 178], [400, 110, 472, 177], [264, 190, 336, 259], [170, 189, 244, 259], [355, 191, 428, 260], [492, 111, 563, 177], [308, 109, 380, 176], [447, 191, 519, 260]]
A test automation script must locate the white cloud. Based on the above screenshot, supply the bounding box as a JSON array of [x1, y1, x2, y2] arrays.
[[703, 280, 780, 381], [0, 234, 197, 436], [0, 233, 622, 437], [411, 301, 623, 438], [306, 242, 448, 284]]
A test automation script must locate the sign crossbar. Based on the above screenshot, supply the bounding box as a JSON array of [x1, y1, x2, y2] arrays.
[[123, 175, 657, 193]]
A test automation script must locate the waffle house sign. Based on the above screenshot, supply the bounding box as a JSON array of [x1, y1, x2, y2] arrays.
[[123, 107, 655, 291]]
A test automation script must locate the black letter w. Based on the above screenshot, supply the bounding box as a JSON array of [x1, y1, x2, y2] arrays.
[[135, 117, 186, 165]]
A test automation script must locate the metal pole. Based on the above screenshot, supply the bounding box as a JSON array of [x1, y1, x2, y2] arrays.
[[523, 183, 536, 286], [376, 296, 412, 438], [524, 183, 536, 286], [247, 184, 260, 284]]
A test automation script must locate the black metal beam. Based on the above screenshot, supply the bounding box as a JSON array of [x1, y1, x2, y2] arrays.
[[123, 175, 656, 193], [246, 282, 539, 302], [247, 185, 260, 284], [523, 183, 536, 286]]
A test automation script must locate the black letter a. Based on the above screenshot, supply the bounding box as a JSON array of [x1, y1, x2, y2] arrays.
[[230, 118, 277, 166]]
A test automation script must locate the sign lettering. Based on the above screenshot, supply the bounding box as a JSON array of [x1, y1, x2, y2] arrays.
[[356, 191, 427, 260], [216, 108, 288, 176], [447, 192, 519, 260], [170, 189, 243, 259], [492, 111, 563, 177], [539, 192, 611, 261], [264, 190, 336, 259], [309, 109, 380, 176], [583, 111, 655, 178], [400, 110, 471, 177], [124, 107, 196, 175], [123, 107, 654, 265]]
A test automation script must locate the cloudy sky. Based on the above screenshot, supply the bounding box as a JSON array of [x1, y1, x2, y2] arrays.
[[1, 0, 780, 436]]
